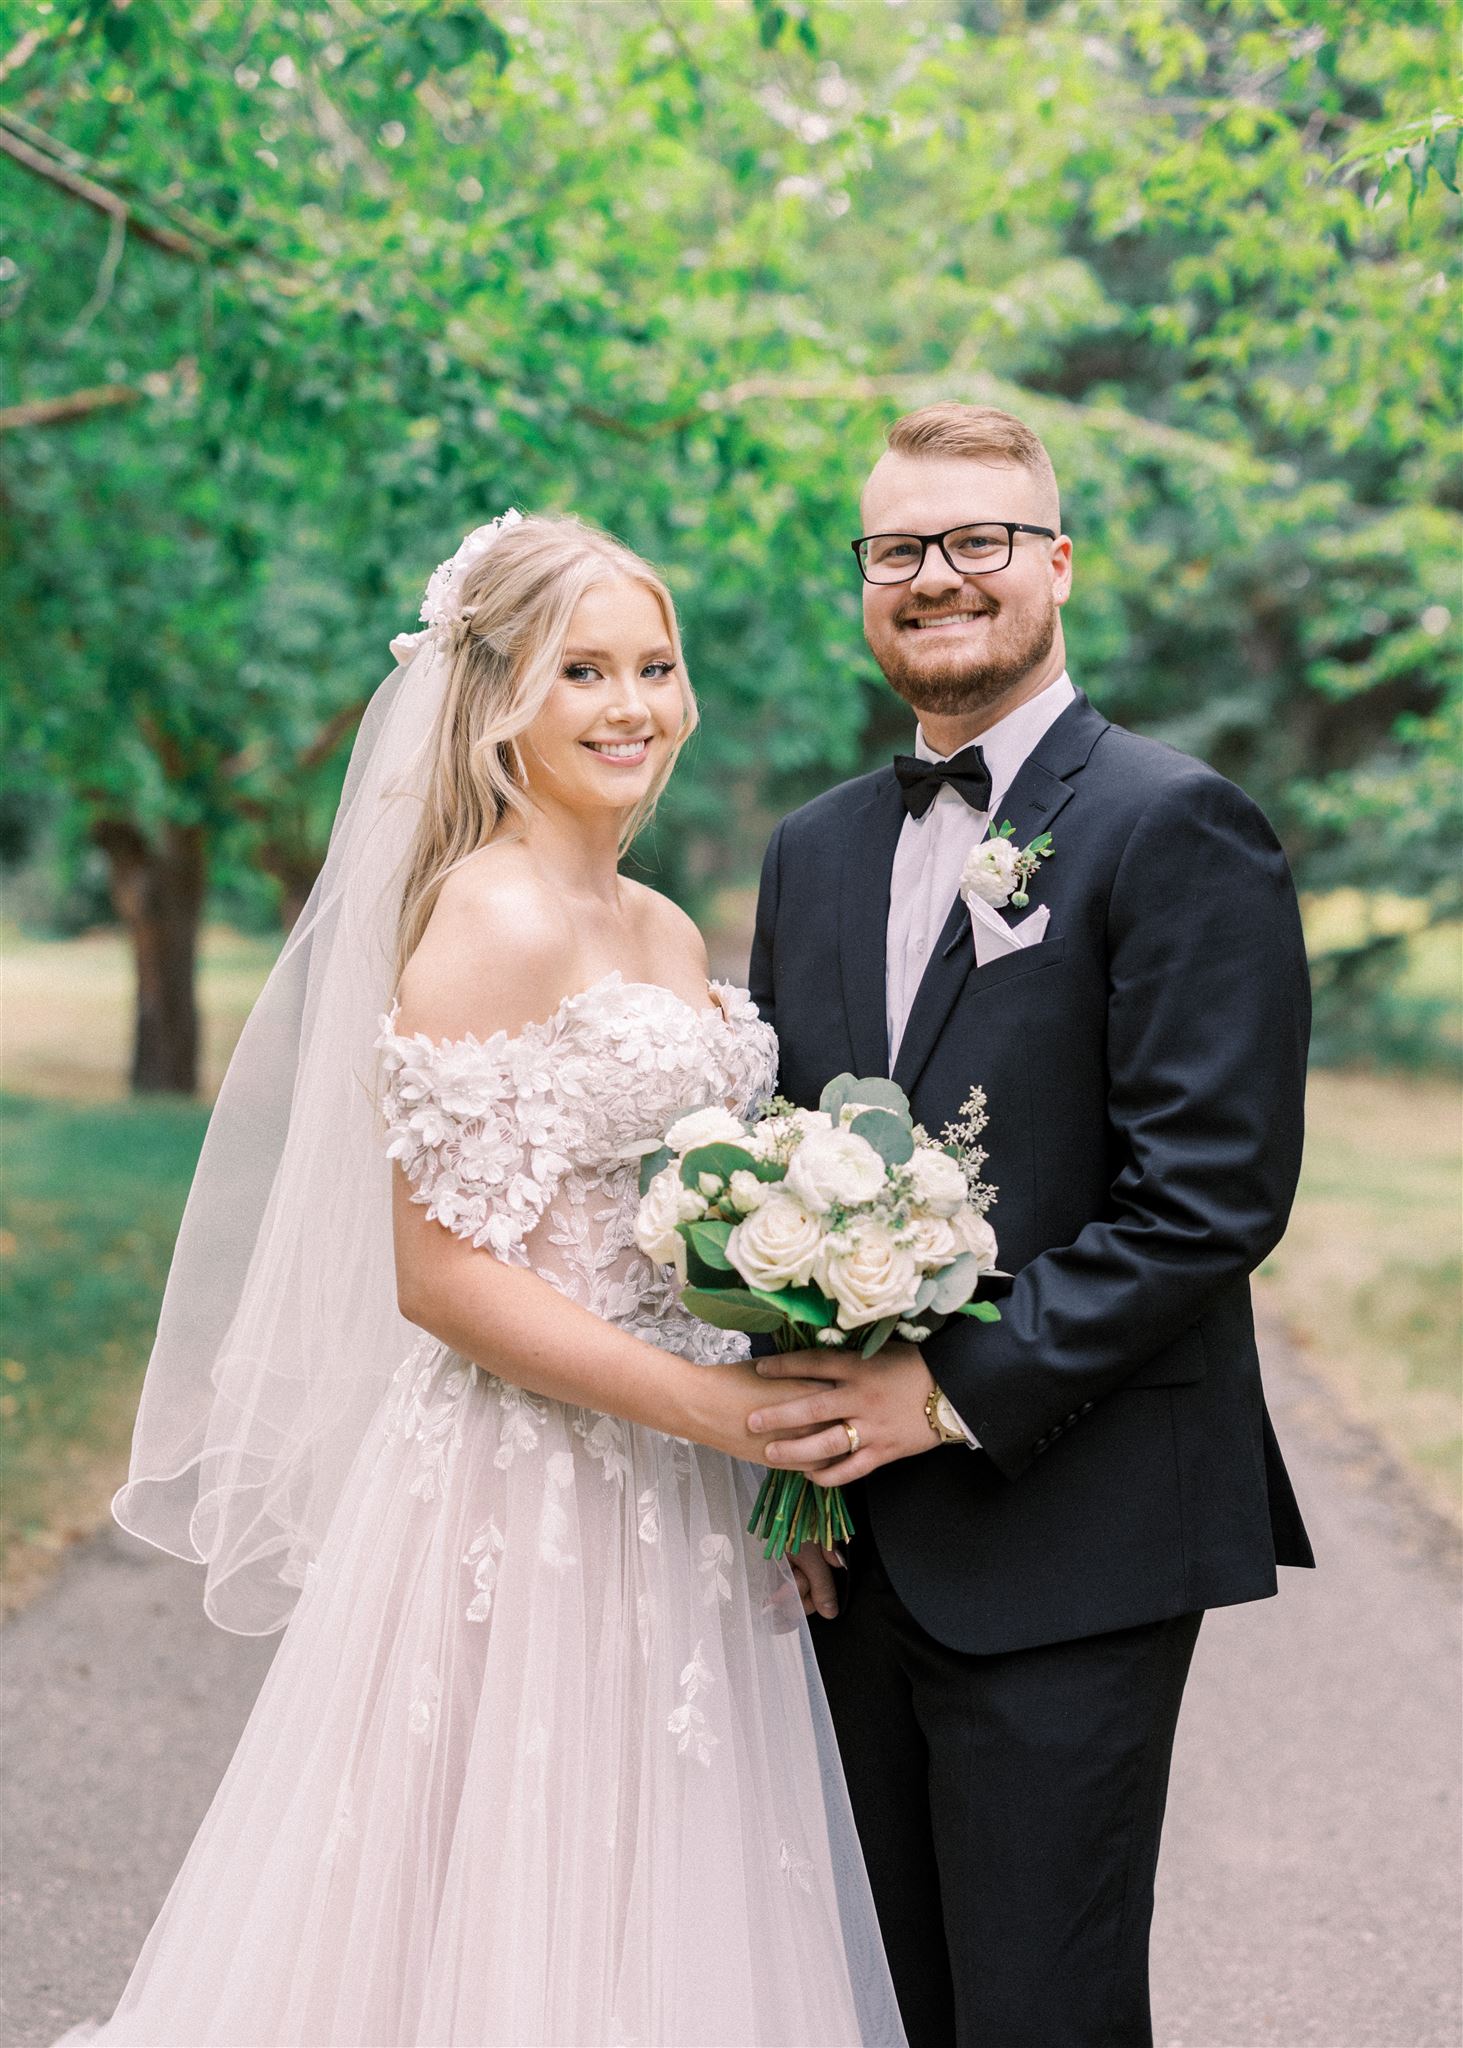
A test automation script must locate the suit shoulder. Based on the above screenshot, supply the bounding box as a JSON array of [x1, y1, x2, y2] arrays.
[[1089, 720, 1272, 822], [1088, 721, 1286, 868]]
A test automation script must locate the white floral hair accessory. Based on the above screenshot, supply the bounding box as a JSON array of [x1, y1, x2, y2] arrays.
[[418, 508, 525, 635]]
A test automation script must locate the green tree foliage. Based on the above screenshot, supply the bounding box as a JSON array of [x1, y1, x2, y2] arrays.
[[1, 0, 1456, 1087]]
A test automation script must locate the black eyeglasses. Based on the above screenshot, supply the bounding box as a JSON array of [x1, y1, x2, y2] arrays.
[[851, 521, 1057, 585]]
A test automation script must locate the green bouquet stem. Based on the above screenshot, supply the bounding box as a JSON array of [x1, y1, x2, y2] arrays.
[[747, 1466, 855, 1561]]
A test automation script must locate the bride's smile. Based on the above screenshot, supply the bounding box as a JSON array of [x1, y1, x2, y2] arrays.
[[521, 577, 686, 813]]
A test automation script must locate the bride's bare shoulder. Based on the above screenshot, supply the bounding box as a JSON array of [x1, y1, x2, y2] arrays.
[[394, 845, 577, 1041], [622, 877, 710, 981]]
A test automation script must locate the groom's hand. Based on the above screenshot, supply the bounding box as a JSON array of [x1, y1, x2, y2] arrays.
[[788, 1542, 844, 1620], [746, 1343, 938, 1484]]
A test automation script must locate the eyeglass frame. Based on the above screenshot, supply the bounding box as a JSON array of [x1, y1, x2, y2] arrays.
[[850, 520, 1058, 585]]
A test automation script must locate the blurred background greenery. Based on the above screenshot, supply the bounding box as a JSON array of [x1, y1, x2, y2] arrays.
[[2, 0, 1459, 1606]]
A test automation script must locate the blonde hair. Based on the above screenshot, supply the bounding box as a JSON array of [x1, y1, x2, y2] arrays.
[[883, 402, 1060, 526], [393, 514, 696, 984]]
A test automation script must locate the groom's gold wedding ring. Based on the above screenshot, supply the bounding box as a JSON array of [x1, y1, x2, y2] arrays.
[[843, 1422, 861, 1455]]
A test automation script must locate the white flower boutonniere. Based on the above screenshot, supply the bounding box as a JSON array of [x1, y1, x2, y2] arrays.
[[960, 821, 1055, 912]]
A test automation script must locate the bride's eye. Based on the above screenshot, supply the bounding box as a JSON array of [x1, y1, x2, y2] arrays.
[[642, 661, 676, 680], [563, 663, 600, 683]]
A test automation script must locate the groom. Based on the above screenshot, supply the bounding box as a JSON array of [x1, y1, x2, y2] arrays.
[[745, 402, 1314, 2047]]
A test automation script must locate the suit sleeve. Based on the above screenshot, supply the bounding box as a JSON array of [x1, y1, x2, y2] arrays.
[[748, 817, 784, 1037], [920, 772, 1311, 1481]]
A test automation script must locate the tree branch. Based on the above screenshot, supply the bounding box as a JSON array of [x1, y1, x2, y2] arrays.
[[572, 369, 1274, 480], [0, 122, 209, 262], [0, 384, 143, 431], [222, 695, 373, 783]]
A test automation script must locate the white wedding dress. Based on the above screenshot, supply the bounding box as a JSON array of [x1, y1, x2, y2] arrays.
[[57, 971, 905, 2048]]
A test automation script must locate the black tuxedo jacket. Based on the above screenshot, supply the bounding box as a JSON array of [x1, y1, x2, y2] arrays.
[[748, 690, 1315, 1656]]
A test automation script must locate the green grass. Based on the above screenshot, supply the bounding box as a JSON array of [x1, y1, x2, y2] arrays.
[[1256, 1067, 1462, 1527], [0, 1089, 210, 1608]]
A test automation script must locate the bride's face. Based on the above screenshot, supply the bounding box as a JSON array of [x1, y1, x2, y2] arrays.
[[519, 577, 684, 816]]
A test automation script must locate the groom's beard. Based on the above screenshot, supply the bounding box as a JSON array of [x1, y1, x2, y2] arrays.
[[873, 589, 1058, 720]]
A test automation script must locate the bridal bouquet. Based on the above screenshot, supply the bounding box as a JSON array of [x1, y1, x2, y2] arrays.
[[633, 1074, 1002, 1558]]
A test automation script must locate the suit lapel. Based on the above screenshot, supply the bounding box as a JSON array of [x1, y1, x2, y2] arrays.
[[890, 693, 1109, 1096], [838, 771, 906, 1079]]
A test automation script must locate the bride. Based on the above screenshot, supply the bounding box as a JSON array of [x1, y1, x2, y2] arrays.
[[55, 512, 905, 2047]]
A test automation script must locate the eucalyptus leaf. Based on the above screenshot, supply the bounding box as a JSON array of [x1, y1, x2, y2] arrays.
[[859, 1314, 901, 1357], [819, 1074, 912, 1123], [925, 1252, 982, 1314], [637, 1146, 672, 1197], [849, 1107, 915, 1165], [679, 1287, 788, 1335]]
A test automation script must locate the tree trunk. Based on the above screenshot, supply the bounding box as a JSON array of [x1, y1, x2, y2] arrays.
[[91, 816, 207, 1095]]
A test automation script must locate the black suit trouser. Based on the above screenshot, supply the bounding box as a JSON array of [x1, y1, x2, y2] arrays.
[[812, 1521, 1202, 2048]]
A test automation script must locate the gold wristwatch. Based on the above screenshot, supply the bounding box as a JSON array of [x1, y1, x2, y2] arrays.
[[925, 1381, 969, 1445]]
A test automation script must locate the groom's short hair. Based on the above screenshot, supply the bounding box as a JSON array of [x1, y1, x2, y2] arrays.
[[882, 402, 1060, 526]]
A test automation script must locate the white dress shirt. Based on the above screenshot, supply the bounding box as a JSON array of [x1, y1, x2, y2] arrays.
[[885, 671, 1076, 1063], [884, 670, 1076, 1450]]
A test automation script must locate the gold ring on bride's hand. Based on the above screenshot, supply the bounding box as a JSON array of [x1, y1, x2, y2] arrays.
[[843, 1421, 861, 1455]]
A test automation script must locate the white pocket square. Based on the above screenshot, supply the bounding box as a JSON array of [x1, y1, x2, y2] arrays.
[[967, 897, 1050, 968]]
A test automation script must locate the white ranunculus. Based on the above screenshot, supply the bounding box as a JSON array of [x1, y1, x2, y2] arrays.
[[960, 835, 1021, 908], [902, 1213, 959, 1270], [726, 1193, 824, 1292], [906, 1146, 969, 1217], [813, 1218, 922, 1330], [784, 1127, 888, 1213], [951, 1206, 999, 1272], [665, 1105, 747, 1153], [727, 1169, 770, 1214]]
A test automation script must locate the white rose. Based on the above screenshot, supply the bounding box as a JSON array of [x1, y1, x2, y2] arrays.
[[784, 1127, 888, 1212], [901, 1213, 959, 1270], [726, 1193, 824, 1291], [633, 1164, 704, 1271], [727, 1169, 770, 1214], [905, 1147, 969, 1217], [813, 1218, 922, 1330], [951, 1206, 999, 1272], [960, 836, 1020, 908], [665, 1105, 747, 1153]]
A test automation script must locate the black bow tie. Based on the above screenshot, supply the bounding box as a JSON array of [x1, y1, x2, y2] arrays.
[[892, 745, 992, 819]]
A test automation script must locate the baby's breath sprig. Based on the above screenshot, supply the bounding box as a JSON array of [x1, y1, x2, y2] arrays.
[[940, 1084, 989, 1151], [941, 1085, 996, 1210]]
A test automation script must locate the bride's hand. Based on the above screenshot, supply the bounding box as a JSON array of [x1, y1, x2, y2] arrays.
[[678, 1358, 834, 1465]]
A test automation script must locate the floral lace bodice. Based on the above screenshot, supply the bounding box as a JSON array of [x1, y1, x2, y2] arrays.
[[375, 969, 778, 1363]]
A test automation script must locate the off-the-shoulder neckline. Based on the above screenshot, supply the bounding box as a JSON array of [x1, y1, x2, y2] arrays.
[[380, 966, 756, 1055]]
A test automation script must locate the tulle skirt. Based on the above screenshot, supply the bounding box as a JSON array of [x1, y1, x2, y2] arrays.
[[55, 1334, 905, 2047]]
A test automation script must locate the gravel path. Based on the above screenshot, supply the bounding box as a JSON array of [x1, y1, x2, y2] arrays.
[[3, 1317, 1458, 2048]]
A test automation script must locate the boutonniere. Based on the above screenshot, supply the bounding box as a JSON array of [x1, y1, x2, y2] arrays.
[[960, 822, 1055, 912]]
